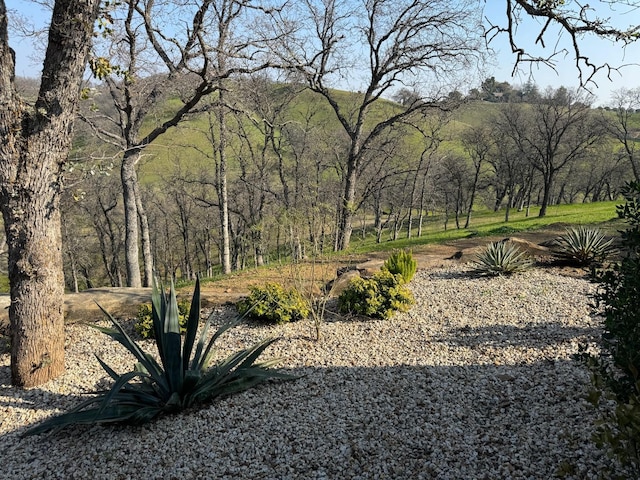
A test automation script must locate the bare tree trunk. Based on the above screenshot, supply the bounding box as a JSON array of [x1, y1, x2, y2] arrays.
[[0, 0, 100, 386], [337, 163, 358, 250], [121, 151, 142, 287], [134, 182, 153, 286]]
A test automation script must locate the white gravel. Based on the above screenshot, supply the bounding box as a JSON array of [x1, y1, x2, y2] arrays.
[[0, 264, 629, 479]]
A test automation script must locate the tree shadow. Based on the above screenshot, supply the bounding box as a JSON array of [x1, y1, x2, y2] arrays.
[[435, 322, 600, 349], [0, 358, 626, 479]]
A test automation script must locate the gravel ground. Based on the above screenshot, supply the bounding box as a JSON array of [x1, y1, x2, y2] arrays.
[[0, 265, 629, 479]]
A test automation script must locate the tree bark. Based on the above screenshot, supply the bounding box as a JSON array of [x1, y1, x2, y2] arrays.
[[134, 181, 153, 286], [337, 159, 358, 251], [121, 151, 142, 287], [0, 0, 101, 386], [216, 99, 232, 275]]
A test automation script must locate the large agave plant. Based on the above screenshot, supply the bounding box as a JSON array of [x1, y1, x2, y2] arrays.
[[554, 226, 614, 266], [25, 278, 292, 436], [473, 241, 534, 275]]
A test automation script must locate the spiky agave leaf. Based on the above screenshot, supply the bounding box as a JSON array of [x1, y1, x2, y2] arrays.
[[185, 336, 296, 407], [474, 241, 534, 275], [555, 226, 614, 266], [23, 277, 295, 436]]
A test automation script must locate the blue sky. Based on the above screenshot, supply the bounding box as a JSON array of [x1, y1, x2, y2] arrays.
[[6, 0, 640, 105], [481, 2, 640, 104]]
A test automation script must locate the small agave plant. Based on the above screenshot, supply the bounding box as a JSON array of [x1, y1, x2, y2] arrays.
[[25, 278, 293, 436], [554, 226, 614, 266], [473, 241, 534, 276]]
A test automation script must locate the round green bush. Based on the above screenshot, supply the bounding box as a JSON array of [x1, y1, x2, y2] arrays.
[[135, 299, 190, 339], [338, 270, 414, 319], [237, 282, 310, 324]]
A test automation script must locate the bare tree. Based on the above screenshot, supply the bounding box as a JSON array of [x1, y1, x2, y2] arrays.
[[608, 87, 640, 182], [497, 87, 606, 217], [486, 1, 640, 87], [0, 0, 101, 386], [461, 124, 492, 228], [276, 0, 484, 250], [80, 0, 282, 284], [486, 122, 530, 222]]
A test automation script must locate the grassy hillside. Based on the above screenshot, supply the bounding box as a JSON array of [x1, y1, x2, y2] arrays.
[[348, 200, 621, 254]]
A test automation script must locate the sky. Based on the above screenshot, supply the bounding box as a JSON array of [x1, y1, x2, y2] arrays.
[[481, 2, 640, 105], [6, 0, 640, 106]]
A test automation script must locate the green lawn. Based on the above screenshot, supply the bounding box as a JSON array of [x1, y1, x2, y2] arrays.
[[348, 201, 622, 253]]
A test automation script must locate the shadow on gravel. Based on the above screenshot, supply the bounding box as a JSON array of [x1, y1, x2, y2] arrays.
[[0, 360, 625, 479], [436, 322, 600, 349]]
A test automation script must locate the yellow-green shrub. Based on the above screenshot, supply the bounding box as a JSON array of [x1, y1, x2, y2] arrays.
[[135, 299, 190, 339], [237, 282, 310, 324], [383, 249, 417, 283], [338, 270, 414, 319]]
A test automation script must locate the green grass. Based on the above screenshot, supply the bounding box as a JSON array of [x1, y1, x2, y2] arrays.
[[347, 201, 621, 254]]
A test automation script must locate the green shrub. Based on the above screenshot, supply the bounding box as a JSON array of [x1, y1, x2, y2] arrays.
[[25, 278, 293, 436], [473, 241, 534, 275], [135, 299, 191, 339], [554, 225, 614, 266], [237, 282, 310, 324], [338, 270, 414, 319], [592, 183, 640, 400], [383, 249, 417, 283], [585, 181, 640, 473], [584, 371, 640, 477]]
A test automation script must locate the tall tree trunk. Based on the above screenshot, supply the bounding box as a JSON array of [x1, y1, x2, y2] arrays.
[[121, 151, 142, 287], [464, 162, 482, 229], [0, 0, 101, 386], [215, 95, 232, 274], [134, 182, 153, 286], [337, 160, 358, 251], [539, 172, 553, 217]]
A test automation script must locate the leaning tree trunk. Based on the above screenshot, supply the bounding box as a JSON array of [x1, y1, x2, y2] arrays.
[[539, 172, 554, 218], [0, 0, 101, 387]]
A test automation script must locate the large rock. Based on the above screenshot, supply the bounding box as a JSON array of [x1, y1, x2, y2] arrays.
[[327, 270, 361, 298], [0, 288, 153, 335]]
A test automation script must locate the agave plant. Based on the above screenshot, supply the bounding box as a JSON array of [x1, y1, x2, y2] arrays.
[[554, 226, 614, 266], [24, 278, 292, 436], [473, 241, 534, 275]]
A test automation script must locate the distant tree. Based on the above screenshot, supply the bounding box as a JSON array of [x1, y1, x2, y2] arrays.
[[393, 88, 421, 106], [436, 155, 473, 229], [276, 0, 484, 250], [609, 87, 640, 182], [480, 76, 513, 102], [461, 125, 492, 227], [497, 87, 607, 217], [486, 120, 531, 221]]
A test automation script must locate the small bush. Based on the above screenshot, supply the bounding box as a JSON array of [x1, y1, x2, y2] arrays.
[[338, 270, 414, 319], [383, 249, 417, 283], [135, 299, 190, 339], [585, 181, 640, 473], [584, 370, 640, 477], [473, 241, 533, 275], [555, 225, 614, 266], [237, 282, 310, 324]]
